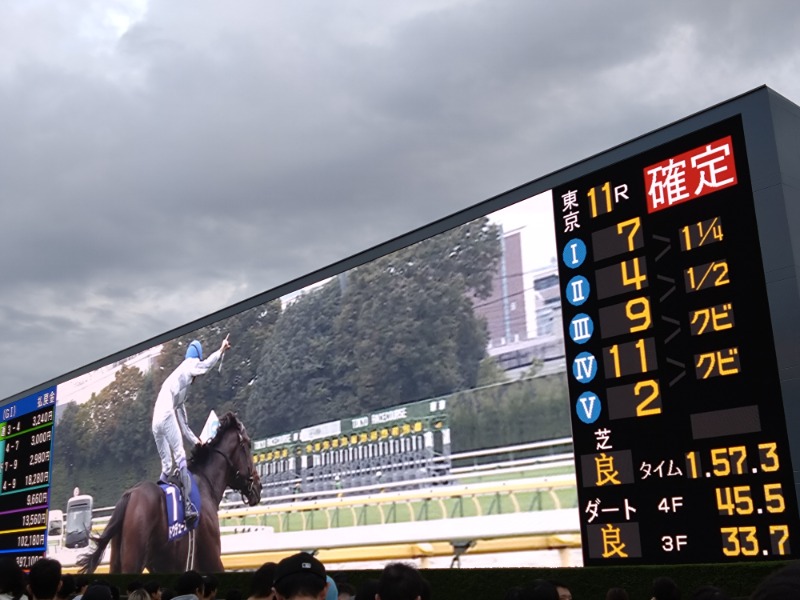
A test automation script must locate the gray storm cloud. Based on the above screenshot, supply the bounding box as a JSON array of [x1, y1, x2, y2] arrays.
[[1, 0, 800, 398]]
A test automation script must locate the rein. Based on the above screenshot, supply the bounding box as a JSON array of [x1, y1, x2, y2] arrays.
[[207, 439, 257, 498]]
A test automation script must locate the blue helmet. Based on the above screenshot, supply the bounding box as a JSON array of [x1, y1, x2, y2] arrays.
[[185, 340, 203, 360]]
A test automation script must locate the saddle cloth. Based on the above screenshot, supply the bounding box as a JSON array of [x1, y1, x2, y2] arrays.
[[158, 475, 202, 542]]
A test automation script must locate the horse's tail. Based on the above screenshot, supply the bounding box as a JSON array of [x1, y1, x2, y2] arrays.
[[76, 489, 133, 574]]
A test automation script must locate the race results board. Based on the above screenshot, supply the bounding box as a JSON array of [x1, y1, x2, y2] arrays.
[[0, 387, 55, 567], [554, 117, 800, 564]]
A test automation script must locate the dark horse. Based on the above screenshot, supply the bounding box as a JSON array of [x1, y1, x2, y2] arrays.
[[78, 412, 262, 573]]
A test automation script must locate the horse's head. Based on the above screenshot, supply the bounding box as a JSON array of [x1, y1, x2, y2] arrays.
[[204, 412, 262, 506]]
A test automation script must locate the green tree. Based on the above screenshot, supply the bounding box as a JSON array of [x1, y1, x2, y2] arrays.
[[246, 217, 502, 437], [333, 217, 500, 412], [246, 280, 353, 436], [82, 366, 146, 466]]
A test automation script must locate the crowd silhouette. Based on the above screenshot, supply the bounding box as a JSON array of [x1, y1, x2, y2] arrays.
[[3, 555, 799, 600]]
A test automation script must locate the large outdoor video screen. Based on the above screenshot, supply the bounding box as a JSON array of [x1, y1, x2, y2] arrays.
[[3, 95, 800, 572], [45, 190, 575, 572]]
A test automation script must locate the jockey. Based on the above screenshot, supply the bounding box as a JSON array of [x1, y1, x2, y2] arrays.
[[151, 335, 231, 523]]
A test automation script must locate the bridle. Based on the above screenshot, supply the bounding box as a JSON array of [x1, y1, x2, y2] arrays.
[[208, 430, 259, 500]]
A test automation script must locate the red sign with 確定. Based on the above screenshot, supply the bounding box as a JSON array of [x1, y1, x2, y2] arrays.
[[644, 136, 738, 213]]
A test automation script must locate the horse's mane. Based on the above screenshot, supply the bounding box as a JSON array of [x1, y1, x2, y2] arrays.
[[188, 411, 250, 469]]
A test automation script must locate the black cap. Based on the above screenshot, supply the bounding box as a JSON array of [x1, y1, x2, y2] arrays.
[[83, 586, 113, 600], [274, 552, 326, 584]]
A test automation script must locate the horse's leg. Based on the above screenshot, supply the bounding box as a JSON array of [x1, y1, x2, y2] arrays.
[[196, 512, 223, 573], [145, 537, 185, 574], [144, 500, 180, 573], [120, 485, 165, 573], [120, 500, 148, 573]]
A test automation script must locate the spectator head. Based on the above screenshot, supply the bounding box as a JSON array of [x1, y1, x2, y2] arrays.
[[129, 590, 151, 600], [0, 556, 26, 600], [751, 564, 800, 600], [273, 553, 327, 600], [548, 581, 571, 600], [56, 575, 75, 600], [377, 563, 424, 600], [28, 558, 62, 600], [203, 576, 219, 600], [528, 581, 558, 600], [249, 562, 277, 599], [605, 588, 629, 600], [652, 577, 680, 600], [75, 577, 91, 596], [175, 571, 204, 599], [688, 587, 728, 600], [144, 581, 162, 600], [82, 586, 113, 600], [336, 582, 355, 600]]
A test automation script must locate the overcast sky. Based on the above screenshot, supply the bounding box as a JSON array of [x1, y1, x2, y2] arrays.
[[2, 1, 799, 400]]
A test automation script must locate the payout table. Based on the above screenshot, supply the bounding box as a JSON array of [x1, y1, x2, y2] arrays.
[[0, 387, 55, 567]]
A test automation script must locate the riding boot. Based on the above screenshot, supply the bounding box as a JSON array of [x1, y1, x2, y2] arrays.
[[180, 465, 199, 525]]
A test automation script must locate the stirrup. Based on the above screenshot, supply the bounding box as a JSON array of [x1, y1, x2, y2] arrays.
[[185, 501, 199, 525], [167, 470, 182, 487]]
